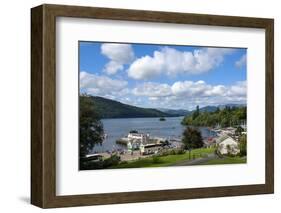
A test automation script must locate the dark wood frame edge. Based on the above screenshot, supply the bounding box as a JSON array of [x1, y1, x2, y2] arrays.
[[31, 4, 274, 208]]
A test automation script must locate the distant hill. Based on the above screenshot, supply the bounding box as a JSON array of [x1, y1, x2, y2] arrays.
[[218, 104, 246, 109], [199, 106, 218, 112], [157, 108, 190, 116], [196, 104, 246, 113], [81, 95, 246, 119], [84, 96, 172, 119]]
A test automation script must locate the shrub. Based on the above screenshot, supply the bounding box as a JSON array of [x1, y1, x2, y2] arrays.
[[239, 134, 247, 157], [160, 151, 170, 156], [170, 150, 176, 155], [176, 149, 186, 155]]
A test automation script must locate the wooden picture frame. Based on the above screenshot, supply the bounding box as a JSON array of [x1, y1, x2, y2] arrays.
[[31, 4, 274, 208]]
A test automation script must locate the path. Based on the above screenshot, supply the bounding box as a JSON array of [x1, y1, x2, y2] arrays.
[[170, 153, 219, 166], [100, 150, 151, 161]]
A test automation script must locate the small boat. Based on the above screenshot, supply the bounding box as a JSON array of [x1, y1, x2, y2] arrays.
[[159, 117, 166, 121]]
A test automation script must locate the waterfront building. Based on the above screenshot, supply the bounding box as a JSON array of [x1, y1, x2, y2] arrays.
[[127, 133, 149, 144], [217, 136, 240, 155]]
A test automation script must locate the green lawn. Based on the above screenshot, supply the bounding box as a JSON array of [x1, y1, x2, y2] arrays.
[[109, 147, 216, 169], [200, 156, 246, 165]]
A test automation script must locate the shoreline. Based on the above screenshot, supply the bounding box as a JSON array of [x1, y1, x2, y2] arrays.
[[101, 115, 185, 121]]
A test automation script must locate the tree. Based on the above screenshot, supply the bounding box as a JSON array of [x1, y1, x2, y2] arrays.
[[80, 95, 104, 157], [192, 105, 200, 119], [182, 127, 204, 160], [182, 106, 247, 128], [235, 126, 244, 136], [239, 134, 247, 156], [182, 127, 204, 150]]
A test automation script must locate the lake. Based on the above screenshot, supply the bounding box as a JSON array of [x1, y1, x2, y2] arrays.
[[92, 116, 217, 153]]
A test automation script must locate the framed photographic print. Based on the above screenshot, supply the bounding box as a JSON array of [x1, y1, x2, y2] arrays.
[[31, 4, 274, 208]]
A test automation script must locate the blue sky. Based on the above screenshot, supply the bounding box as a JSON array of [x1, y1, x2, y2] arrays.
[[79, 41, 247, 110]]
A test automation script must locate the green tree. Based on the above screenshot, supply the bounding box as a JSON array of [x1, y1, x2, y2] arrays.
[[182, 127, 204, 160], [235, 126, 244, 136], [192, 105, 200, 120], [182, 106, 247, 128], [239, 134, 247, 156], [80, 95, 104, 157], [182, 127, 204, 150]]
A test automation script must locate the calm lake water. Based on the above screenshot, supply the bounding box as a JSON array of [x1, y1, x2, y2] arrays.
[[92, 116, 216, 153]]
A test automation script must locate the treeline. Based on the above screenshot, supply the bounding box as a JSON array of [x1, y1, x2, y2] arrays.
[[182, 105, 246, 128], [80, 94, 170, 119]]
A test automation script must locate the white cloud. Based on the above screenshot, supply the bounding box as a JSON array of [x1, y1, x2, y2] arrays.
[[80, 71, 128, 96], [132, 80, 246, 109], [171, 80, 213, 97], [170, 80, 231, 98], [133, 80, 246, 99], [80, 71, 246, 110], [103, 61, 124, 75], [227, 81, 247, 96], [127, 47, 234, 80], [235, 54, 247, 68], [132, 82, 172, 97], [101, 43, 135, 75]]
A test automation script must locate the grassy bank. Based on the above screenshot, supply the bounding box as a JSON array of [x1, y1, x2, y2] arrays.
[[200, 156, 246, 165], [109, 147, 216, 169]]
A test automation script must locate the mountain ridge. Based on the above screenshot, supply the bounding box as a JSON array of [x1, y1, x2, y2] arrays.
[[81, 95, 246, 119], [85, 96, 172, 119]]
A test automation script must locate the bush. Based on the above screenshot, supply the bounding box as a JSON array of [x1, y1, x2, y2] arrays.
[[176, 149, 186, 155], [160, 150, 170, 156], [170, 150, 176, 155], [239, 134, 247, 157]]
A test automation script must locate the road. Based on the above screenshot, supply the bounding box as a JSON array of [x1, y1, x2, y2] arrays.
[[170, 153, 219, 166]]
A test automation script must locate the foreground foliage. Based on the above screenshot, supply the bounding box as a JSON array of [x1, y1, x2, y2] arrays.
[[80, 95, 104, 157]]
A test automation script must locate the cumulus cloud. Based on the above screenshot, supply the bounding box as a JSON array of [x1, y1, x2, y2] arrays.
[[132, 80, 246, 108], [101, 43, 135, 75], [227, 81, 247, 96], [171, 80, 212, 97], [132, 80, 246, 99], [80, 71, 128, 96], [235, 54, 247, 68], [132, 82, 172, 97], [127, 47, 234, 80], [80, 71, 246, 109]]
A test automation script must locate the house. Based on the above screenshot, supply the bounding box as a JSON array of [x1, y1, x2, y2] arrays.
[[220, 127, 236, 137], [140, 143, 163, 155], [217, 136, 240, 155], [128, 133, 149, 144], [204, 137, 216, 148]]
